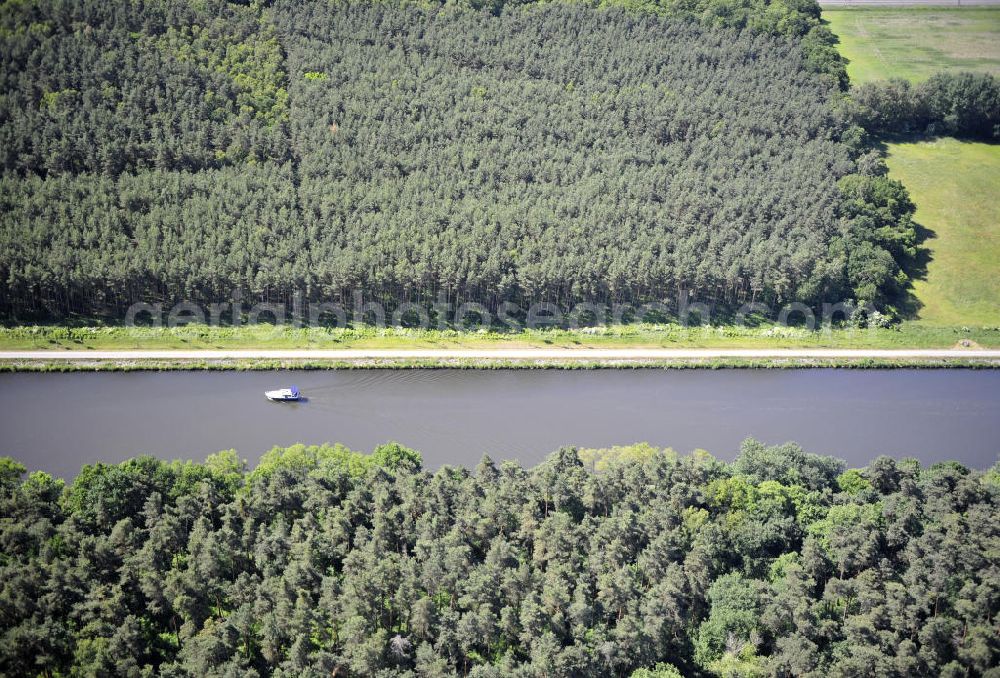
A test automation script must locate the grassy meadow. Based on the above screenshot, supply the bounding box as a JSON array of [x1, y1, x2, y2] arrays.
[[824, 7, 1000, 83], [825, 6, 1000, 329], [886, 139, 1000, 327]]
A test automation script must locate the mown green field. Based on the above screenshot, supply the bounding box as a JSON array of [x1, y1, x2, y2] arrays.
[[825, 7, 1000, 329], [886, 138, 1000, 327], [824, 7, 1000, 83]]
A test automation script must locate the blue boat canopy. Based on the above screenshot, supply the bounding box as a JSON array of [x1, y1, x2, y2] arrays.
[[290, 386, 300, 395]]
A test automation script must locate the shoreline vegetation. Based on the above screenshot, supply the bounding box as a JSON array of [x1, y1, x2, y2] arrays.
[[3, 357, 999, 372], [2, 442, 997, 674], [3, 322, 998, 350], [2, 323, 999, 369]]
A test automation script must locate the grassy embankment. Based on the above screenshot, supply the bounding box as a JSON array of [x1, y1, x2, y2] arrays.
[[2, 324, 998, 369], [2, 358, 996, 372], [826, 6, 1000, 329], [0, 322, 997, 350]]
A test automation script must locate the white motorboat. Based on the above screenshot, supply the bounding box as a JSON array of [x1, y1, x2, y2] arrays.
[[265, 386, 301, 402]]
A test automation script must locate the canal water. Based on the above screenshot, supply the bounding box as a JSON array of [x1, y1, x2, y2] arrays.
[[1, 369, 997, 478]]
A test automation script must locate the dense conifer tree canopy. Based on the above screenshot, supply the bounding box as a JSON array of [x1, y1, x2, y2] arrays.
[[1, 0, 915, 320], [1, 442, 997, 675]]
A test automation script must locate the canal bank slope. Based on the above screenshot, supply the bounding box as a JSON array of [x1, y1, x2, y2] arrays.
[[2, 348, 999, 370]]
